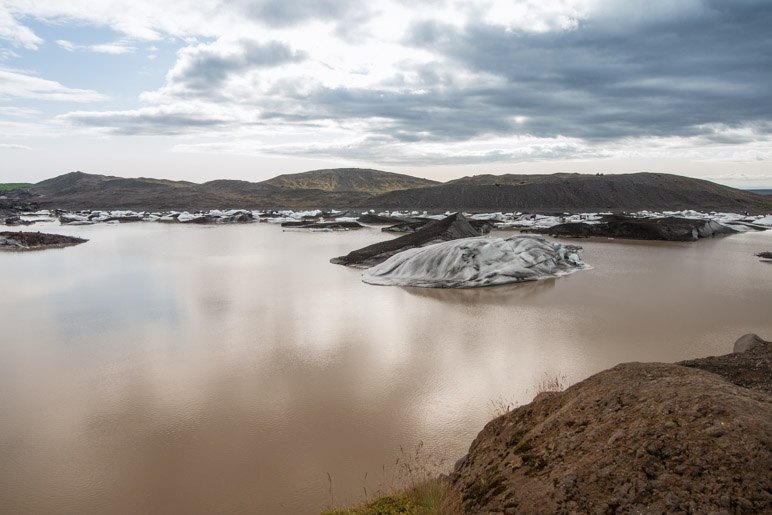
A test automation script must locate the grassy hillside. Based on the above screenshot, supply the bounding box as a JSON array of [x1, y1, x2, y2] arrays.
[[261, 168, 438, 195], [0, 183, 32, 192]]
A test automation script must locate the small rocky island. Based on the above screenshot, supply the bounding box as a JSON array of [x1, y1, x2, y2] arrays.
[[527, 215, 738, 241], [0, 231, 87, 250]]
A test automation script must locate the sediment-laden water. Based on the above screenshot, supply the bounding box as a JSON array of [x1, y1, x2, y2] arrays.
[[1, 223, 771, 514]]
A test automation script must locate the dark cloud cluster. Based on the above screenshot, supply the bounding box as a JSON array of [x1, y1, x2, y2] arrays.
[[167, 39, 306, 96], [293, 0, 772, 143], [64, 0, 772, 161], [62, 108, 228, 135]]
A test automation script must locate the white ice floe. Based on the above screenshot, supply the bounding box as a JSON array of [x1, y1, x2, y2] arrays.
[[470, 212, 508, 221], [362, 235, 590, 288], [754, 215, 772, 227]]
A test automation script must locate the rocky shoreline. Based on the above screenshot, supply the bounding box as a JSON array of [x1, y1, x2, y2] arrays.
[[446, 335, 772, 514], [4, 206, 770, 239]]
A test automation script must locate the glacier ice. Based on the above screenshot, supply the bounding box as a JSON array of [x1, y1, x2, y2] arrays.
[[362, 235, 590, 288]]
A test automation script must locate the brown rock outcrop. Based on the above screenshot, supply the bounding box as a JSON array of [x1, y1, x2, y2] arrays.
[[447, 341, 772, 514]]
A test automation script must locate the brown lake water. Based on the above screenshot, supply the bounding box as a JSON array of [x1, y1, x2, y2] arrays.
[[1, 223, 771, 514]]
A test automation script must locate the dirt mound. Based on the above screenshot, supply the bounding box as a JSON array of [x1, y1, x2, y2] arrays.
[[447, 343, 772, 514]]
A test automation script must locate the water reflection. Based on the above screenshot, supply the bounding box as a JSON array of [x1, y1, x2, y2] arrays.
[[402, 278, 557, 305], [0, 224, 771, 514]]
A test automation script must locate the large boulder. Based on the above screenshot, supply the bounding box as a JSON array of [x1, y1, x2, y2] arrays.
[[733, 333, 770, 354]]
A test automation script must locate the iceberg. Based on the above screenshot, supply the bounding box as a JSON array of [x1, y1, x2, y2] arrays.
[[362, 235, 589, 288]]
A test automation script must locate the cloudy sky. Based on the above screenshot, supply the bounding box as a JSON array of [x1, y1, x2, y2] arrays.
[[1, 0, 771, 186]]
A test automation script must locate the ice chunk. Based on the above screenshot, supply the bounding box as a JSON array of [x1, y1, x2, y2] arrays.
[[753, 215, 772, 227], [470, 212, 507, 221], [362, 235, 590, 288]]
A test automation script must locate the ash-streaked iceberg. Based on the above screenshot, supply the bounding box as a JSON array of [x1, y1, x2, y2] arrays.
[[362, 235, 589, 288]]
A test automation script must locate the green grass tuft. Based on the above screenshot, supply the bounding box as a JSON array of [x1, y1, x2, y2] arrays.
[[322, 479, 448, 515], [0, 183, 32, 192]]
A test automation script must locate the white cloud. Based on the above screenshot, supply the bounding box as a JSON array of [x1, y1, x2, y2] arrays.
[[55, 39, 76, 51], [0, 106, 40, 117], [0, 5, 42, 49], [3, 0, 236, 41], [56, 39, 136, 54], [0, 68, 107, 102], [0, 142, 31, 150]]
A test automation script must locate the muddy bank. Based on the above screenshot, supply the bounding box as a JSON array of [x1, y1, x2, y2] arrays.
[[0, 231, 87, 250], [447, 335, 772, 514]]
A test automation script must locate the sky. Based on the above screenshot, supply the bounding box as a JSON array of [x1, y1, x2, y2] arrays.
[[1, 0, 771, 187]]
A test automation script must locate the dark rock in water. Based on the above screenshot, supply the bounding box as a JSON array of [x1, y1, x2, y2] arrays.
[[757, 251, 772, 260], [528, 216, 737, 241], [182, 214, 214, 224], [103, 215, 143, 223], [0, 231, 87, 250], [331, 212, 481, 268], [227, 211, 254, 223], [357, 213, 416, 225], [283, 221, 363, 230], [3, 215, 34, 226], [382, 220, 427, 233], [281, 220, 314, 227]]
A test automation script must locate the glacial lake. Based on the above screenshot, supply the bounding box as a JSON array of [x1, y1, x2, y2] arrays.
[[1, 222, 771, 514]]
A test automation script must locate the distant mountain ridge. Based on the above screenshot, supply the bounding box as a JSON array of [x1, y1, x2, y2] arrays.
[[29, 168, 433, 210], [369, 172, 772, 213], [262, 168, 438, 194], [22, 169, 772, 213]]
